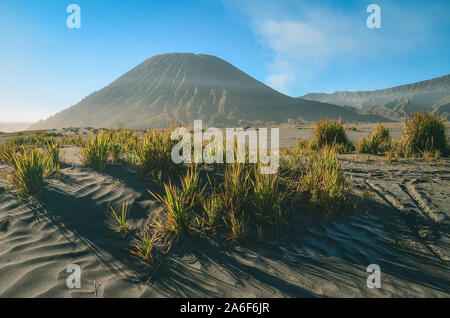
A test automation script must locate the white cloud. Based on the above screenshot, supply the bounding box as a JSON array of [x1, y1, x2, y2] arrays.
[[239, 1, 362, 95], [265, 73, 294, 95], [254, 15, 358, 93], [258, 20, 326, 55], [226, 0, 450, 95]]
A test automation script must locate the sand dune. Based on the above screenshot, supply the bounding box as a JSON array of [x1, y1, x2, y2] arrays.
[[0, 147, 448, 297]]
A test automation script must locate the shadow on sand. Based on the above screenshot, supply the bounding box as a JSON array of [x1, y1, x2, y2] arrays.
[[23, 163, 450, 297]]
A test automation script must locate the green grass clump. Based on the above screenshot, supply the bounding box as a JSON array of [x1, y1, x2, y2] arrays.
[[201, 194, 224, 227], [211, 163, 253, 241], [62, 135, 86, 147], [81, 130, 110, 171], [109, 135, 123, 163], [130, 226, 157, 262], [180, 164, 203, 206], [109, 201, 131, 233], [299, 146, 353, 214], [3, 147, 52, 199], [309, 119, 352, 151], [115, 128, 139, 145], [138, 141, 356, 249], [356, 124, 391, 154], [224, 208, 248, 242], [0, 143, 15, 164], [46, 140, 62, 170], [223, 163, 252, 210], [252, 170, 287, 227], [280, 139, 311, 179], [398, 112, 449, 157], [148, 181, 191, 238], [135, 128, 179, 174], [6, 134, 57, 148]]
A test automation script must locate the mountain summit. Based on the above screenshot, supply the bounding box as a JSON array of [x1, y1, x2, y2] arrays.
[[30, 53, 387, 129]]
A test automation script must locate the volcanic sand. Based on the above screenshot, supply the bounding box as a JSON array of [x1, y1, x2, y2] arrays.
[[0, 143, 449, 297]]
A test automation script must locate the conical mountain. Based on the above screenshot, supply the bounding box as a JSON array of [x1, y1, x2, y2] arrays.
[[30, 53, 387, 129]]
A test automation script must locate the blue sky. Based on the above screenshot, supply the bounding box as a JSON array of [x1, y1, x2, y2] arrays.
[[1, 0, 449, 122]]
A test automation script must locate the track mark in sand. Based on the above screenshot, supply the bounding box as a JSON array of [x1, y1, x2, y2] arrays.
[[402, 180, 450, 262], [366, 180, 450, 264], [404, 180, 447, 224], [365, 181, 405, 212], [366, 180, 449, 264]]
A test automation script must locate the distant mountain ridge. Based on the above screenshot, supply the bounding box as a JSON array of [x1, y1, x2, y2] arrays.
[[302, 74, 450, 121], [29, 53, 388, 130]]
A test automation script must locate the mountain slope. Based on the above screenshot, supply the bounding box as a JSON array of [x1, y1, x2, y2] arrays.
[[433, 95, 450, 119], [302, 75, 450, 121], [30, 53, 388, 129]]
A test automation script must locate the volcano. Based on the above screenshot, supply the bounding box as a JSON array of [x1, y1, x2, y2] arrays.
[[30, 53, 388, 129]]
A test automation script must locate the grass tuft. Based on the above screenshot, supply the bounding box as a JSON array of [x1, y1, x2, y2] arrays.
[[299, 146, 353, 214], [148, 181, 191, 237], [201, 194, 224, 227], [223, 163, 252, 209], [223, 208, 248, 242], [109, 135, 123, 163], [62, 135, 85, 147], [81, 130, 110, 171], [109, 201, 131, 233], [309, 119, 351, 151], [180, 164, 204, 206], [130, 226, 157, 262], [46, 140, 62, 170], [252, 169, 287, 227], [135, 128, 179, 174], [3, 147, 52, 199], [398, 112, 449, 157], [356, 124, 391, 154]]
